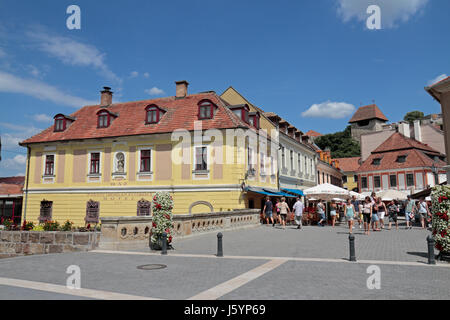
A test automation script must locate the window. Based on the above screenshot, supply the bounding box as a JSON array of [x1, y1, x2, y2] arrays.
[[298, 154, 301, 173], [247, 147, 254, 171], [198, 101, 213, 120], [406, 173, 414, 187], [146, 106, 159, 123], [195, 146, 208, 171], [270, 156, 274, 175], [97, 111, 110, 128], [342, 176, 348, 183], [137, 199, 151, 216], [45, 155, 54, 176], [305, 156, 307, 174], [249, 114, 260, 129], [390, 175, 397, 187], [39, 200, 53, 223], [372, 158, 381, 165], [54, 116, 65, 132], [260, 153, 265, 173], [361, 177, 368, 189], [374, 176, 381, 188], [281, 147, 285, 168], [90, 153, 100, 174], [230, 105, 250, 124], [290, 150, 294, 171], [85, 200, 100, 224], [397, 155, 407, 163], [140, 150, 151, 172], [354, 175, 358, 182]]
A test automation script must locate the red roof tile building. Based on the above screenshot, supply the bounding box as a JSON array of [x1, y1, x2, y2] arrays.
[[334, 157, 361, 191], [357, 132, 447, 195]]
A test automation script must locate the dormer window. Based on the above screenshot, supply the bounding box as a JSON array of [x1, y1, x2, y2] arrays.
[[198, 100, 214, 120], [97, 109, 118, 128], [229, 104, 250, 124], [53, 114, 75, 132], [145, 105, 165, 124], [397, 155, 407, 163], [55, 116, 65, 132], [249, 112, 260, 129], [372, 158, 382, 165]]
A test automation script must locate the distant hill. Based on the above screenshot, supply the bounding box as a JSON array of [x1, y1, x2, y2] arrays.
[[314, 126, 361, 158]]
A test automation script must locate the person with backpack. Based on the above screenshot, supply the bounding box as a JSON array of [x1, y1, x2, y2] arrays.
[[277, 197, 291, 230]]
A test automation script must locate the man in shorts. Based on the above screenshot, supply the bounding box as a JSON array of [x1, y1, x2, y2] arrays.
[[262, 196, 274, 227], [387, 200, 399, 230], [418, 197, 431, 229], [404, 195, 415, 229]]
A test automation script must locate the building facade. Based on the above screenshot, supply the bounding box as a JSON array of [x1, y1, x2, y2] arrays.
[[349, 104, 388, 142], [0, 176, 24, 225], [357, 132, 447, 195], [334, 157, 360, 191], [20, 82, 279, 225]]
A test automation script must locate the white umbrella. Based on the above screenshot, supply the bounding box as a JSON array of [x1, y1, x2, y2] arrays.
[[349, 191, 365, 200], [304, 183, 350, 201], [376, 189, 408, 201]]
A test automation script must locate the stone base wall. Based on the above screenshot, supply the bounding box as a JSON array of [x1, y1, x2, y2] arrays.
[[99, 209, 260, 250], [0, 231, 101, 256]]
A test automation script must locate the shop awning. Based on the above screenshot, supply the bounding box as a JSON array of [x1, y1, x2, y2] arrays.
[[281, 188, 304, 197], [245, 186, 296, 197]]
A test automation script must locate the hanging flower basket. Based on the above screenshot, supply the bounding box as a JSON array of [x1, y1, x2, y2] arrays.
[[431, 186, 450, 262], [149, 192, 174, 251]]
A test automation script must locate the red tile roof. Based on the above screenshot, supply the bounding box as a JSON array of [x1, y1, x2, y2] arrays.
[[334, 157, 361, 172], [21, 93, 250, 145], [349, 104, 388, 123], [305, 130, 322, 137], [0, 177, 24, 196], [357, 132, 445, 172], [373, 132, 439, 154]]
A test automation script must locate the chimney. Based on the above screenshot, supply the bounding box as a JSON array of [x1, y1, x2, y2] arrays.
[[398, 121, 410, 138], [175, 80, 189, 98], [100, 87, 113, 106], [414, 120, 422, 142]]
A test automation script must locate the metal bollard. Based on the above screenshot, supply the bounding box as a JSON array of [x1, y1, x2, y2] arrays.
[[427, 235, 436, 265], [217, 232, 223, 257], [161, 232, 168, 255], [349, 234, 356, 262]]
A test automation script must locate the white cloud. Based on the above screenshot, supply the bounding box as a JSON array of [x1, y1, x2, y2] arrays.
[[27, 65, 44, 78], [28, 30, 121, 84], [0, 71, 96, 108], [336, 0, 429, 28], [143, 72, 150, 78], [129, 71, 139, 78], [33, 114, 53, 123], [0, 154, 27, 170], [428, 74, 448, 86], [302, 101, 355, 119], [145, 87, 165, 96]]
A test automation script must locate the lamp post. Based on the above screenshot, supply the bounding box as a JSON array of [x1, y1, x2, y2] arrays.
[[431, 163, 439, 186]]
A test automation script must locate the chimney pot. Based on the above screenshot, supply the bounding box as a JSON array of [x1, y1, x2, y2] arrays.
[[100, 87, 113, 106], [175, 80, 189, 98]]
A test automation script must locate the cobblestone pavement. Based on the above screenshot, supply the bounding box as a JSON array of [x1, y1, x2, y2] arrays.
[[0, 219, 448, 300]]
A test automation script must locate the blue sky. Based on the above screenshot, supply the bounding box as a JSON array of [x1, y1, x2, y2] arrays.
[[0, 0, 449, 176]]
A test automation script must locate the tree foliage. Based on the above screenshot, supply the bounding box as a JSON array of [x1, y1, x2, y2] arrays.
[[314, 126, 360, 158], [404, 111, 424, 123]]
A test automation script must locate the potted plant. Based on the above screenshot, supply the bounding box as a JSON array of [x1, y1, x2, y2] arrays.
[[431, 185, 450, 262], [150, 192, 174, 250]]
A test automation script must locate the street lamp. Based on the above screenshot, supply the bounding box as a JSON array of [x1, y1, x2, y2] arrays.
[[431, 163, 438, 186]]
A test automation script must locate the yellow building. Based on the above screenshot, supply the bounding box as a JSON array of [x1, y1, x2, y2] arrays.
[[20, 82, 279, 226], [334, 157, 361, 191]]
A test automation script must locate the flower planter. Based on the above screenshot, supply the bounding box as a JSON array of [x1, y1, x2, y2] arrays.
[[431, 186, 450, 263], [437, 251, 450, 262]]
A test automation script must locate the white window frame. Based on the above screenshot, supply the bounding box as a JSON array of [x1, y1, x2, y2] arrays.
[[42, 152, 56, 184], [87, 150, 103, 183], [193, 144, 210, 180], [137, 146, 153, 181]]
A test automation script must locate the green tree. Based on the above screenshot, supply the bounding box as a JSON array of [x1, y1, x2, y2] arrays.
[[404, 111, 424, 124], [315, 126, 360, 158]]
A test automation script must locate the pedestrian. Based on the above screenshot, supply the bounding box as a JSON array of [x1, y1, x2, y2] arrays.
[[351, 195, 362, 229], [344, 198, 355, 234], [278, 197, 291, 230], [387, 200, 399, 230], [362, 196, 372, 235], [418, 197, 431, 229], [262, 196, 275, 227], [371, 196, 380, 232], [330, 200, 337, 227], [405, 195, 415, 230], [376, 197, 387, 229], [293, 197, 304, 230], [317, 199, 326, 227]]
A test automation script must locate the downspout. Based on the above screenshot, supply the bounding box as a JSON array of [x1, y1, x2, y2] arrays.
[[23, 145, 31, 223]]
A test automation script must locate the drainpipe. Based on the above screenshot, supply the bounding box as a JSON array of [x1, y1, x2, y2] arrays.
[[23, 145, 31, 223]]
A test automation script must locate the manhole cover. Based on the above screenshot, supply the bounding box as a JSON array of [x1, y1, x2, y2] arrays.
[[137, 264, 167, 270]]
